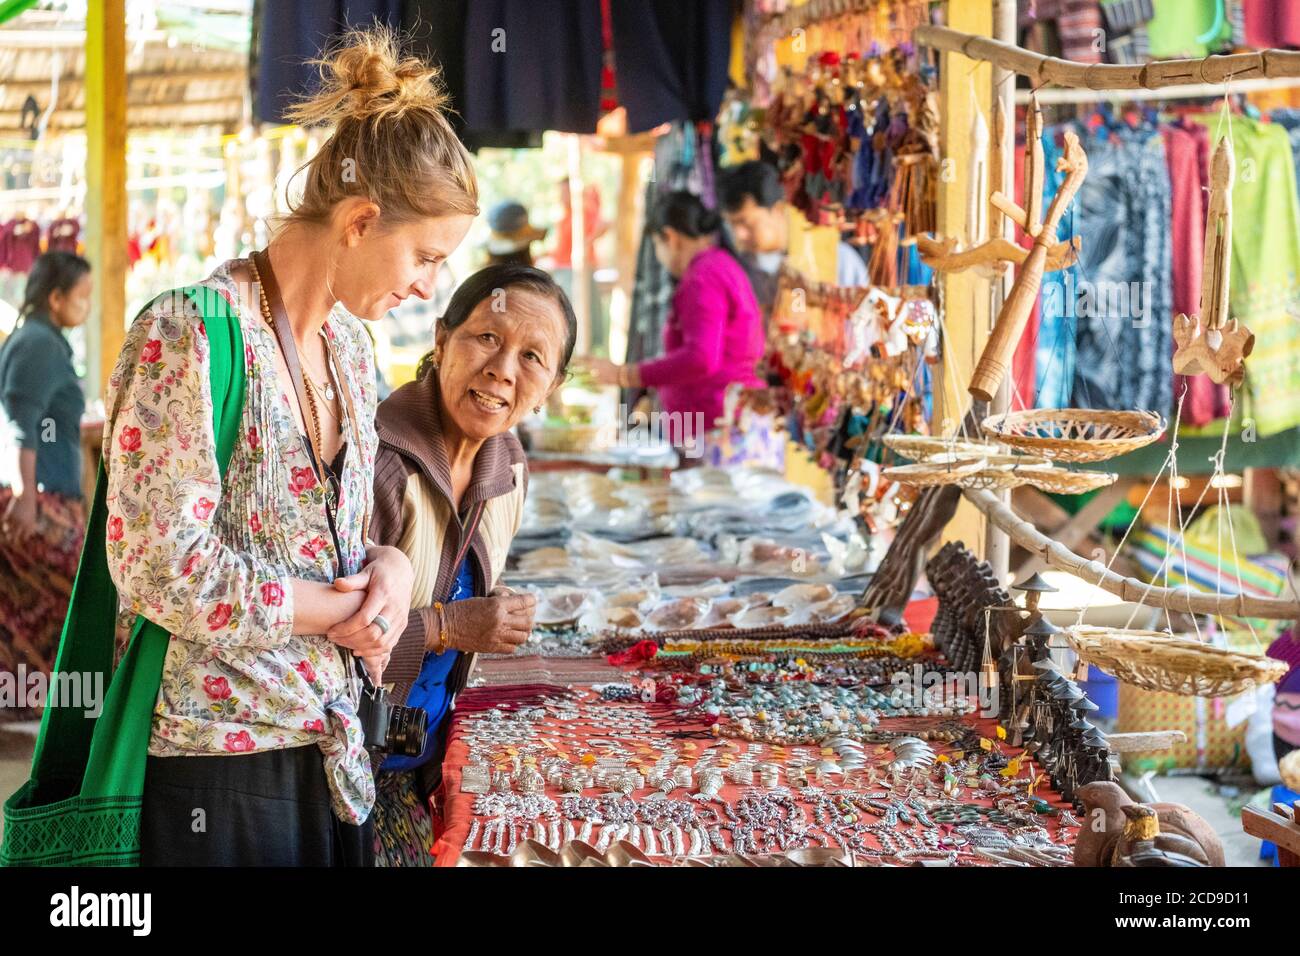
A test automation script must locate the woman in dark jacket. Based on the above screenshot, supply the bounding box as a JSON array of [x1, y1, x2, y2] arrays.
[[369, 263, 576, 865], [0, 252, 91, 706]]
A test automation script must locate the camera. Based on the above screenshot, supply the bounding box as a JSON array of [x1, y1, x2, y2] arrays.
[[355, 660, 428, 758]]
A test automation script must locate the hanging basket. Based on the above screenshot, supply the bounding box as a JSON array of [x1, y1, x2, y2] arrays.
[[953, 454, 1052, 491], [1065, 625, 1290, 698], [981, 409, 1165, 463], [1021, 466, 1118, 495], [881, 434, 991, 462], [881, 455, 987, 488]]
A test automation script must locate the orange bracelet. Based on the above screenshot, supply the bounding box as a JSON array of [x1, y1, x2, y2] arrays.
[[432, 601, 449, 654]]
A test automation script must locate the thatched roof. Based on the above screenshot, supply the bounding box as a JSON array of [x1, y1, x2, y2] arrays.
[[0, 4, 249, 136]]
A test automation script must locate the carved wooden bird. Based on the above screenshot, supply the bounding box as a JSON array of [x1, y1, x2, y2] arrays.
[[1113, 805, 1211, 867]]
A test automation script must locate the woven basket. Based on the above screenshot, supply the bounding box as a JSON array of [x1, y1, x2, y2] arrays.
[[953, 454, 1050, 491], [1066, 625, 1290, 698], [882, 434, 991, 462], [981, 409, 1165, 463], [882, 455, 986, 487], [1021, 466, 1118, 495]]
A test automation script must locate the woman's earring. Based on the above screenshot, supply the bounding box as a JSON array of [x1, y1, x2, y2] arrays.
[[533, 405, 542, 414]]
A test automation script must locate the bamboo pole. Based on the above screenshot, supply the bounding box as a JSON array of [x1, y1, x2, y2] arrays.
[[936, 0, 995, 557], [964, 487, 1300, 619], [85, 0, 128, 401], [915, 24, 1300, 89]]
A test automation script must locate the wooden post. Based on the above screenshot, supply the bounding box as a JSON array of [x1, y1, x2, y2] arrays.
[[985, 0, 1018, 584], [937, 0, 995, 557], [85, 0, 128, 399]]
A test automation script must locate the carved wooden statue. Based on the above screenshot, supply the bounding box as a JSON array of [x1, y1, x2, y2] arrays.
[[969, 109, 1090, 403], [1172, 137, 1254, 387], [1074, 781, 1224, 867]]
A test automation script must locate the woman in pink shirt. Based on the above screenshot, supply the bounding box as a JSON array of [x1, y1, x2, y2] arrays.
[[589, 191, 764, 446]]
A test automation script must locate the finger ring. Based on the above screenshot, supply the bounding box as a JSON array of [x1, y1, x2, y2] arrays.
[[373, 614, 391, 635]]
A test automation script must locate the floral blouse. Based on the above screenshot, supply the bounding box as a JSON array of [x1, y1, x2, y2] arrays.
[[102, 260, 378, 824]]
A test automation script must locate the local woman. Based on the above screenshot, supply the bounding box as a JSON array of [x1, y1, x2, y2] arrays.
[[101, 29, 476, 865], [586, 191, 764, 457], [368, 263, 576, 865], [0, 252, 92, 707]]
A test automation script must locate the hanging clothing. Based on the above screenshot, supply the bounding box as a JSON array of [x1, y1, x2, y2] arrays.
[[254, 1, 402, 124], [1071, 126, 1173, 419], [1020, 0, 1106, 64], [1145, 0, 1229, 58], [3, 218, 40, 272], [1243, 0, 1300, 47], [401, 0, 543, 151], [45, 217, 79, 254], [1190, 114, 1300, 436], [1022, 128, 1078, 410], [463, 0, 604, 134], [1164, 122, 1229, 426], [608, 0, 733, 134]]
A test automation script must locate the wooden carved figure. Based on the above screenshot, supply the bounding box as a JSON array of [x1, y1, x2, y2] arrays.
[[969, 112, 1089, 403], [1172, 137, 1254, 387]]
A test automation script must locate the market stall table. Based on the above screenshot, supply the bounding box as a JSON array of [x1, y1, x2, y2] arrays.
[[430, 653, 1079, 867]]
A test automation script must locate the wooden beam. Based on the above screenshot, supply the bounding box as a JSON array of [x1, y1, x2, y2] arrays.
[[1242, 805, 1300, 866], [1105, 730, 1187, 753], [965, 486, 1300, 618], [937, 0, 995, 560], [915, 24, 1300, 89], [1014, 478, 1136, 581], [84, 0, 127, 399]]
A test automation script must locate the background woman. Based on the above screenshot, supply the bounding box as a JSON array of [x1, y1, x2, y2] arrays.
[[586, 191, 764, 457], [369, 263, 576, 865], [0, 252, 91, 713], [101, 28, 474, 865]]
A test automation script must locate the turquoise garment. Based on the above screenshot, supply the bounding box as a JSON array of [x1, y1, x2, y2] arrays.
[[379, 555, 475, 772], [1034, 130, 1077, 409], [0, 310, 85, 498]]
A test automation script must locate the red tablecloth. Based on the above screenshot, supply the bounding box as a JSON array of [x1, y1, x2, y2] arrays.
[[430, 680, 1075, 866]]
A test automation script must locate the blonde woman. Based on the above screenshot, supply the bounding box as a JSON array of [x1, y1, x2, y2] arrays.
[[98, 29, 478, 865]]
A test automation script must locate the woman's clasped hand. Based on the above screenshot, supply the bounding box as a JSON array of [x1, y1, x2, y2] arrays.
[[327, 544, 417, 680]]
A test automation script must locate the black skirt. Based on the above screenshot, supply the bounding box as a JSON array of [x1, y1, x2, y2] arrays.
[[140, 745, 374, 866]]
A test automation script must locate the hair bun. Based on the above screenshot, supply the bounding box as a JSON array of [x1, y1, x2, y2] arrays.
[[287, 26, 450, 128]]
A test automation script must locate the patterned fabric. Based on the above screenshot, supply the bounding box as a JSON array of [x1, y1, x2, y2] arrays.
[[1071, 126, 1173, 419], [1190, 114, 1300, 437], [0, 486, 83, 720], [101, 260, 379, 824], [372, 765, 436, 867]]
